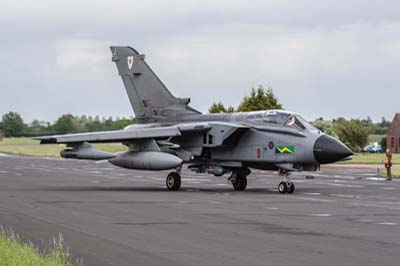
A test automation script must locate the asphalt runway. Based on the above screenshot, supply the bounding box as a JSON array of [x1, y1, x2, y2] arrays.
[[0, 153, 399, 266]]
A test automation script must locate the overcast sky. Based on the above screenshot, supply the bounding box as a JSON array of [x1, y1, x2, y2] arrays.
[[1, 0, 400, 123]]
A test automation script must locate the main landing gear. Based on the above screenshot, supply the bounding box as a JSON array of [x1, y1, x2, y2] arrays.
[[229, 168, 250, 191], [166, 167, 182, 191], [278, 170, 295, 194]]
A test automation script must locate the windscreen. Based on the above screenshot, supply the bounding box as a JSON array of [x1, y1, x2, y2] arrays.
[[246, 111, 313, 131], [247, 110, 291, 124]]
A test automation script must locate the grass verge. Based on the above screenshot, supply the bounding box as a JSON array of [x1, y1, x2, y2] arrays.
[[0, 137, 127, 157], [337, 153, 400, 165], [0, 228, 82, 266], [1, 138, 399, 166]]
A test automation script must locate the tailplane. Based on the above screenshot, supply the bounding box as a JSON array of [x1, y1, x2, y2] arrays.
[[110, 46, 201, 123]]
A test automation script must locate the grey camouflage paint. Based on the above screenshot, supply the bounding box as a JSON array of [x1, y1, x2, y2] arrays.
[[35, 46, 353, 179]]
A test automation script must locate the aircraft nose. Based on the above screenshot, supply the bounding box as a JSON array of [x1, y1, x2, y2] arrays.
[[313, 135, 354, 164]]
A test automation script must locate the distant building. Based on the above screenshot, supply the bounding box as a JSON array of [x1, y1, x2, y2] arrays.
[[387, 113, 400, 153]]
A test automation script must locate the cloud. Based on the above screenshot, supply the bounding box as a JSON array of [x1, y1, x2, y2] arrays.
[[1, 0, 400, 122], [56, 39, 109, 68], [142, 21, 400, 119]]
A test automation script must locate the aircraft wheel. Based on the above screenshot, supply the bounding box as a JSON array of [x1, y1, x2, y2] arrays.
[[278, 182, 287, 194], [232, 174, 247, 191], [287, 182, 295, 194], [166, 172, 181, 191]]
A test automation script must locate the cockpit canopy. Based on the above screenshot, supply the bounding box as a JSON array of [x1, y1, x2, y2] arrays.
[[246, 110, 313, 131]]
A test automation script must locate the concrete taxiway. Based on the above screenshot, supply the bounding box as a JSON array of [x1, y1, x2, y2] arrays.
[[0, 154, 399, 266]]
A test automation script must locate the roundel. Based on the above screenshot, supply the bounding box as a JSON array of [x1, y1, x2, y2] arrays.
[[268, 141, 274, 149]]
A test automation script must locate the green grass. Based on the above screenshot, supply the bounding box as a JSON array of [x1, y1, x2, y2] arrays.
[[0, 228, 81, 266], [337, 153, 400, 165], [0, 138, 127, 157], [0, 137, 39, 145], [1, 138, 398, 166]]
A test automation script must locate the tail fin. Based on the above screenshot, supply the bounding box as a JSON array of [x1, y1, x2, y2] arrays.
[[110, 46, 201, 123]]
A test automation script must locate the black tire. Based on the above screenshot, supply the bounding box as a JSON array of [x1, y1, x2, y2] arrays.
[[166, 172, 181, 191], [278, 182, 287, 194], [232, 174, 247, 191], [287, 182, 295, 194]]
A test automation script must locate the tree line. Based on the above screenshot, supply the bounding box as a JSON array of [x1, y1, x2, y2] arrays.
[[208, 85, 282, 113], [208, 85, 390, 153], [313, 117, 389, 152], [0, 112, 134, 137]]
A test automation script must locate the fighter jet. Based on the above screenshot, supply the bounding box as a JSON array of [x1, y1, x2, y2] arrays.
[[35, 46, 353, 193]]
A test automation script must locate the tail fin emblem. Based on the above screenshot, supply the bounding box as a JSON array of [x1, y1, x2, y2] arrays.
[[127, 56, 134, 70]]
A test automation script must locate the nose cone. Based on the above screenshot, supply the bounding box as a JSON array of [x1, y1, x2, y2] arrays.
[[313, 135, 354, 164]]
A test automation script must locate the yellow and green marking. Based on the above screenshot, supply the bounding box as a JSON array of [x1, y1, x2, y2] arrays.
[[275, 145, 295, 154]]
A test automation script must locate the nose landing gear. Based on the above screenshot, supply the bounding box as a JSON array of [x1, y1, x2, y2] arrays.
[[278, 181, 295, 194], [278, 170, 295, 194]]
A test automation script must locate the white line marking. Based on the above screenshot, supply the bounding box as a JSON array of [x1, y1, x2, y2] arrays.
[[325, 183, 365, 188], [295, 197, 335, 202], [150, 177, 163, 180], [330, 194, 355, 198], [309, 213, 332, 217], [358, 219, 375, 222], [365, 177, 386, 181], [377, 222, 398, 225], [87, 171, 103, 174]]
